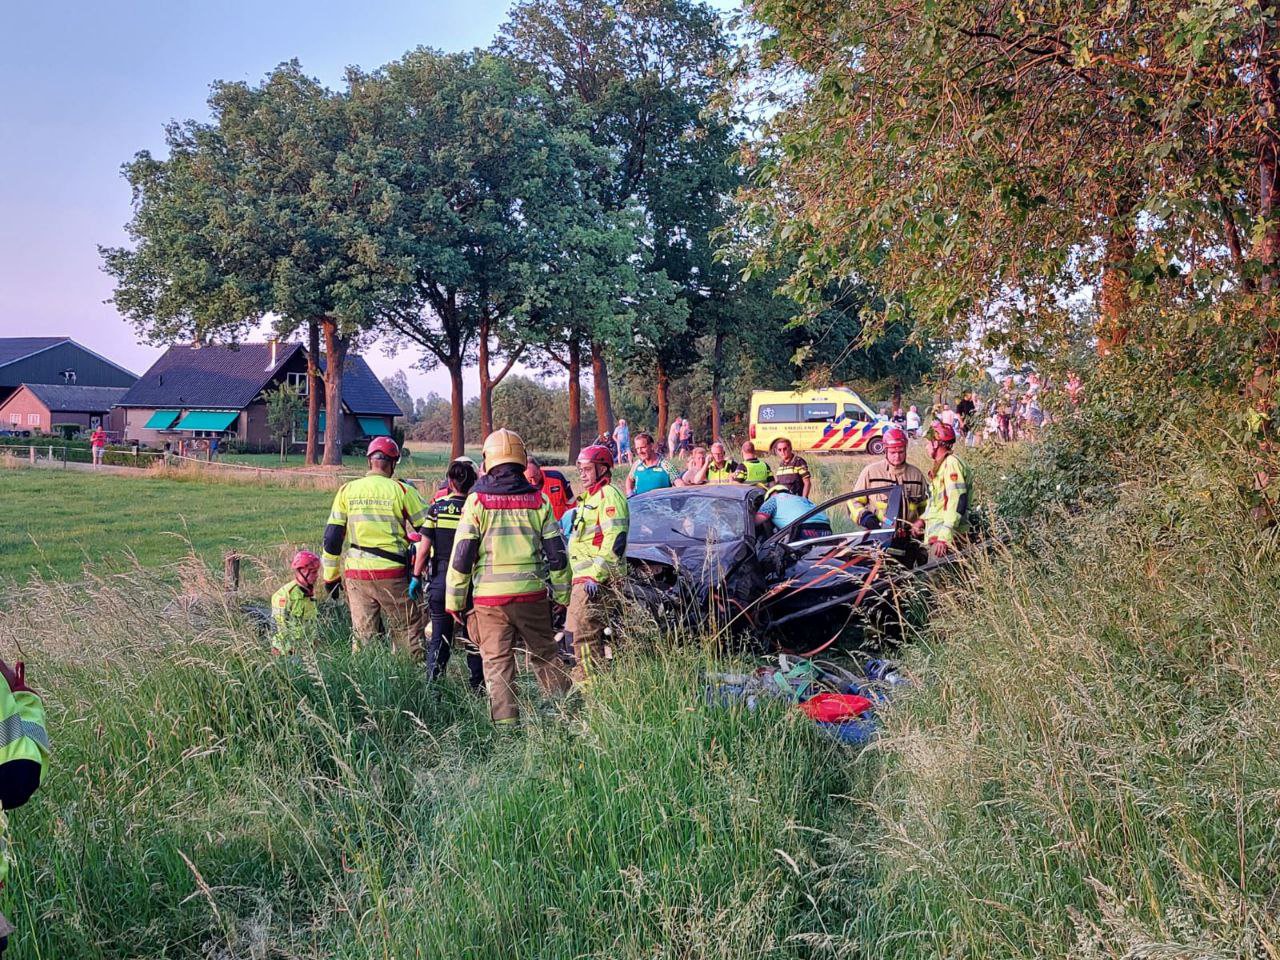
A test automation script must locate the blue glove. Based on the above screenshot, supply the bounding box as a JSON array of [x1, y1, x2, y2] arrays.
[[583, 579, 601, 599], [408, 576, 423, 601]]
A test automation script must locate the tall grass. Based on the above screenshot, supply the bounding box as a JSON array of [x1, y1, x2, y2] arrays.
[[4, 557, 854, 958], [810, 430, 1280, 957]]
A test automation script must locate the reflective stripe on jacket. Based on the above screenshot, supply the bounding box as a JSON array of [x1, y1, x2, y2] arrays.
[[733, 458, 774, 487], [271, 581, 318, 655], [423, 494, 466, 583], [922, 453, 972, 545], [445, 473, 571, 610], [322, 473, 428, 583], [0, 685, 49, 888], [774, 456, 810, 496], [707, 461, 739, 485], [851, 460, 929, 523], [569, 481, 629, 584]]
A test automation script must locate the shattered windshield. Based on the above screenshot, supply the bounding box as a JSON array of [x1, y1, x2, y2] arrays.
[[629, 493, 748, 545]]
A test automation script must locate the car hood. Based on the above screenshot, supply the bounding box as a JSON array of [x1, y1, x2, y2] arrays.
[[626, 538, 755, 582]]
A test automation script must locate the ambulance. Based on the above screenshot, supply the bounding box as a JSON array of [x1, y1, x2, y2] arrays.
[[748, 387, 891, 455]]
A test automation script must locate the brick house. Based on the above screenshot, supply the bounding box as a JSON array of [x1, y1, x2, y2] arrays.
[[0, 337, 137, 406], [116, 342, 401, 452], [0, 384, 129, 434]]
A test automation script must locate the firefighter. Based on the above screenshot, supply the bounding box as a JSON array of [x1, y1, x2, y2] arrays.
[[0, 658, 49, 955], [446, 429, 572, 724], [912, 421, 972, 558], [525, 457, 576, 522], [411, 459, 484, 690], [270, 549, 322, 656], [565, 444, 629, 682], [733, 441, 774, 487], [769, 437, 811, 498], [850, 426, 928, 529], [321, 437, 428, 660]]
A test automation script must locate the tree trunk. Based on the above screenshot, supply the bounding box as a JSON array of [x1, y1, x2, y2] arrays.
[[306, 319, 321, 466], [567, 337, 583, 460], [478, 314, 495, 438], [448, 361, 466, 461], [892, 381, 902, 413], [319, 318, 347, 466], [591, 340, 614, 434], [1097, 211, 1136, 357], [655, 360, 670, 441], [710, 329, 724, 442]]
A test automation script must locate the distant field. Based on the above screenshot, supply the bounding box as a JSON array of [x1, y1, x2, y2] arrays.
[[0, 467, 333, 585], [222, 441, 566, 472]]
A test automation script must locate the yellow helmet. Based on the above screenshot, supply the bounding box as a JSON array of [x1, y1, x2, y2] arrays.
[[482, 428, 527, 471]]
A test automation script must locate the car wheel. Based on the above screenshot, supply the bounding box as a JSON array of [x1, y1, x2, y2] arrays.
[[866, 436, 885, 457]]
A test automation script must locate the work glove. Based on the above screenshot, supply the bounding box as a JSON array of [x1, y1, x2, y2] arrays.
[[857, 510, 880, 531], [0, 660, 32, 695], [325, 579, 342, 600], [583, 579, 601, 599], [408, 576, 423, 601]]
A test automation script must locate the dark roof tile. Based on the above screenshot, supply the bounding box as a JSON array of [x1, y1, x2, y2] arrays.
[[21, 384, 130, 412]]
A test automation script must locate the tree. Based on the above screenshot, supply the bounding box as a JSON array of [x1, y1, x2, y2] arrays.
[[380, 370, 417, 424], [264, 382, 304, 463], [102, 63, 393, 465], [360, 50, 619, 454], [498, 0, 744, 437]]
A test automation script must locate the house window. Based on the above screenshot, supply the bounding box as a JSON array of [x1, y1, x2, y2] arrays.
[[27, 413, 40, 426], [286, 372, 309, 396], [8, 413, 19, 425]]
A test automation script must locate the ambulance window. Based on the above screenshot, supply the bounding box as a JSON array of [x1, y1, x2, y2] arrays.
[[843, 404, 870, 422], [802, 403, 837, 421], [758, 403, 799, 423]]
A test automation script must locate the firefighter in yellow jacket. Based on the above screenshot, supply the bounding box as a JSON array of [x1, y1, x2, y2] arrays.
[[271, 550, 321, 656], [912, 421, 972, 559], [445, 429, 572, 723], [322, 437, 428, 660], [0, 658, 49, 955], [566, 444, 629, 682]]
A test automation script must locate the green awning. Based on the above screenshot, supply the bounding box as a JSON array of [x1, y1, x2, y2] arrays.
[[358, 416, 391, 437], [143, 410, 180, 430], [176, 410, 239, 432]]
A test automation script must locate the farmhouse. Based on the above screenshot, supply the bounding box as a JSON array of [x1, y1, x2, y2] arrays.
[[0, 383, 130, 434], [116, 341, 401, 452], [0, 337, 137, 407]]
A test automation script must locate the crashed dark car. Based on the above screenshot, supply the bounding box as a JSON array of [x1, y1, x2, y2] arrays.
[[624, 482, 944, 652]]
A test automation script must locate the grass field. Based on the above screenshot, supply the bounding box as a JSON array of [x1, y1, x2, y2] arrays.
[[0, 468, 333, 584]]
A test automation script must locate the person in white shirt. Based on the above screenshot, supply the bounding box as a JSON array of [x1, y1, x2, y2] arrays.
[[905, 405, 922, 436]]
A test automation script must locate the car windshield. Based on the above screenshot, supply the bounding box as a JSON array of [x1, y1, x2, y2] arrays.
[[629, 493, 748, 545]]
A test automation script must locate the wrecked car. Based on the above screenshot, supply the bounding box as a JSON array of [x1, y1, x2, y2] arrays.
[[624, 483, 944, 652]]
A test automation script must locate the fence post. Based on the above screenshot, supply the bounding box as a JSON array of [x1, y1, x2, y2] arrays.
[[62, 446, 67, 468], [223, 552, 241, 593], [28, 445, 34, 464]]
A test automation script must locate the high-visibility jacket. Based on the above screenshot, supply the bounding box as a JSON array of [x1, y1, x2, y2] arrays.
[[851, 460, 929, 524], [422, 493, 466, 584], [322, 473, 428, 584], [569, 480, 629, 584], [446, 471, 571, 611], [271, 581, 317, 655], [774, 456, 811, 497], [0, 682, 49, 889], [922, 453, 972, 546], [707, 460, 739, 485], [733, 458, 774, 487]]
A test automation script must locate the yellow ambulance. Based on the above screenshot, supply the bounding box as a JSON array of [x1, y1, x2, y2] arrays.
[[748, 387, 891, 455]]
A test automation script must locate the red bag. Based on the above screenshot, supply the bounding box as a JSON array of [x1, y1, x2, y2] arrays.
[[797, 692, 873, 723]]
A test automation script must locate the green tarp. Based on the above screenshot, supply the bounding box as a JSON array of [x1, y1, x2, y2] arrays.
[[175, 410, 238, 432], [143, 410, 180, 430], [358, 416, 391, 437]]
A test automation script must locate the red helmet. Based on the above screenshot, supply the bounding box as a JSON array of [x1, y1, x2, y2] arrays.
[[291, 549, 321, 572], [577, 444, 615, 469], [927, 421, 957, 445], [366, 436, 400, 460], [883, 426, 908, 450]]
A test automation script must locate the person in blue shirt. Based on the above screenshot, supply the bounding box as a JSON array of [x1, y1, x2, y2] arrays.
[[754, 485, 831, 539], [625, 432, 674, 497]]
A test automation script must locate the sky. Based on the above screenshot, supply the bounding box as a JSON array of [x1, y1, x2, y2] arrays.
[[0, 0, 560, 399]]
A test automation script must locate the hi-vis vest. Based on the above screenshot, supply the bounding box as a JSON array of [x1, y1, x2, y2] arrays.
[[446, 490, 571, 610], [423, 494, 466, 582], [922, 453, 972, 546], [734, 458, 774, 487], [323, 473, 428, 583], [569, 482, 629, 584], [0, 685, 48, 888], [271, 582, 317, 656]]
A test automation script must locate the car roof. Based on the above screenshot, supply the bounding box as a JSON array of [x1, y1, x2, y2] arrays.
[[630, 484, 758, 502]]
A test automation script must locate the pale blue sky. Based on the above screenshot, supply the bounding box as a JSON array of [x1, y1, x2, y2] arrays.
[[1, 0, 662, 397]]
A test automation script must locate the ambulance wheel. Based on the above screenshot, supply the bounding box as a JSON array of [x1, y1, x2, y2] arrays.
[[866, 437, 885, 457]]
